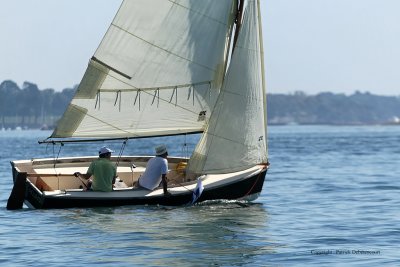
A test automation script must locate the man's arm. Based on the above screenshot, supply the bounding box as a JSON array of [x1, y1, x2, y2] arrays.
[[112, 174, 117, 186], [161, 174, 170, 196], [74, 172, 91, 180], [112, 166, 117, 186], [75, 161, 94, 180]]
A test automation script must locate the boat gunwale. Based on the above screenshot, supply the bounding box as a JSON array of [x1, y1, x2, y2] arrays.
[[15, 163, 267, 208]]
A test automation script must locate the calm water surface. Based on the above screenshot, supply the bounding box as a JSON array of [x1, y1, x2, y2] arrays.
[[0, 125, 399, 266]]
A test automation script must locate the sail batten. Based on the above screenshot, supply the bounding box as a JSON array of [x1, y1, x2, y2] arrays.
[[91, 57, 132, 80]]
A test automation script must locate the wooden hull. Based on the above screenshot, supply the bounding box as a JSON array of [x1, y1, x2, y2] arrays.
[[8, 156, 267, 209]]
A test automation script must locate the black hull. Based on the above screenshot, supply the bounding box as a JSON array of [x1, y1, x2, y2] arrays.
[[23, 169, 267, 209]]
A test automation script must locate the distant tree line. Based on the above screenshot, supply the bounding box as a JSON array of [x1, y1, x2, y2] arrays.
[[1, 80, 399, 129], [267, 91, 400, 125], [0, 80, 75, 129]]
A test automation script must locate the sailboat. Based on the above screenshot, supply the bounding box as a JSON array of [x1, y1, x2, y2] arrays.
[[7, 0, 269, 209]]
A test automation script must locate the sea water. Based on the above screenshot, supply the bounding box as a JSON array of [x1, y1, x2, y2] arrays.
[[0, 125, 399, 266]]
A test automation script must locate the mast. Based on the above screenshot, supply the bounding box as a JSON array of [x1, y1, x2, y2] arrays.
[[232, 0, 245, 51]]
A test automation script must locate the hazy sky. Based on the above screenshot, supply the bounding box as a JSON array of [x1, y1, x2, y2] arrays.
[[1, 0, 399, 96]]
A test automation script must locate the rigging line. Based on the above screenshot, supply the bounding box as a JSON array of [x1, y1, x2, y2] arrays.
[[157, 88, 160, 107], [114, 91, 119, 106], [186, 85, 195, 106], [169, 87, 178, 106], [53, 143, 64, 168], [67, 90, 207, 136], [114, 90, 122, 112], [134, 90, 141, 110], [175, 182, 194, 194], [88, 60, 212, 115], [151, 88, 160, 107], [88, 59, 210, 109], [139, 87, 206, 116], [243, 168, 265, 198], [52, 142, 64, 189], [111, 23, 216, 72], [175, 88, 178, 107], [169, 87, 175, 103], [182, 133, 189, 159], [116, 139, 128, 167], [90, 51, 210, 91], [99, 81, 211, 92], [119, 90, 122, 111], [45, 141, 50, 154], [52, 142, 55, 167]]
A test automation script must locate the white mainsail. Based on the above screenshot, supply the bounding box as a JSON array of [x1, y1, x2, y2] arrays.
[[50, 0, 267, 175], [187, 0, 268, 175], [51, 0, 237, 138]]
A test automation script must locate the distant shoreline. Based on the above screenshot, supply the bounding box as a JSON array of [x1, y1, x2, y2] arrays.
[[2, 80, 400, 128], [2, 122, 399, 132]]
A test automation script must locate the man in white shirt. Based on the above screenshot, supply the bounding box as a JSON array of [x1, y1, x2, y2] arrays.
[[138, 144, 171, 196]]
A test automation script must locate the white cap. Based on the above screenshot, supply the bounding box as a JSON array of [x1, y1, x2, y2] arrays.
[[155, 144, 168, 156], [99, 146, 114, 155]]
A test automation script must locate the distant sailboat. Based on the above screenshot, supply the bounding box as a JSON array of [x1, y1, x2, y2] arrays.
[[8, 0, 269, 209]]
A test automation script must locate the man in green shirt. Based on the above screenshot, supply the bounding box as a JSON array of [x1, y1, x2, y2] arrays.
[[74, 146, 117, 192]]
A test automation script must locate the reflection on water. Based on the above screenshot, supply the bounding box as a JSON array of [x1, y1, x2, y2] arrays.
[[56, 201, 274, 266]]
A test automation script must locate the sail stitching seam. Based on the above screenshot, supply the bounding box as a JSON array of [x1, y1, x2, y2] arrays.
[[69, 104, 139, 136], [205, 130, 260, 149], [111, 23, 216, 72], [167, 0, 230, 26]]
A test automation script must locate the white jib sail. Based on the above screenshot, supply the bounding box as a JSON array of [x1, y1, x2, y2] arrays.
[[51, 0, 237, 138], [188, 0, 268, 175]]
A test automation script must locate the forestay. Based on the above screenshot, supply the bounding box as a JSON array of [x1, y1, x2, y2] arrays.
[[188, 0, 268, 175], [51, 0, 237, 138]]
